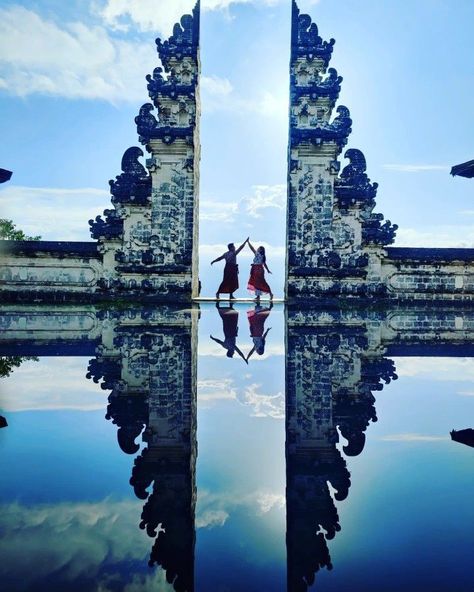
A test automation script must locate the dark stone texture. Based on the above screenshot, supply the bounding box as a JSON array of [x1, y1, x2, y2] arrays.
[[0, 240, 99, 258], [387, 248, 474, 262]]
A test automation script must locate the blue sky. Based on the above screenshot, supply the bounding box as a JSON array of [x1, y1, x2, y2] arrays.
[[1, 0, 474, 296]]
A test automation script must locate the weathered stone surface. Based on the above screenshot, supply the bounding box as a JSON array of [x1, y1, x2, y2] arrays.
[[286, 1, 474, 303], [0, 3, 201, 303]]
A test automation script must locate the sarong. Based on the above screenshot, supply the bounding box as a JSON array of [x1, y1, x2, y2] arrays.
[[247, 308, 267, 337], [218, 263, 239, 293], [247, 264, 271, 294]]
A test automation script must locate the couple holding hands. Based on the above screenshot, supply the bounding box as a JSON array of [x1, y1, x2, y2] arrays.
[[211, 238, 273, 302]]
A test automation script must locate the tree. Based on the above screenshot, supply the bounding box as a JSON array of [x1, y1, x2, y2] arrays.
[[0, 356, 39, 378], [0, 218, 41, 241]]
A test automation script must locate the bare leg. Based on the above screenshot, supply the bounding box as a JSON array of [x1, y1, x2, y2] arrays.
[[216, 292, 220, 300], [230, 293, 235, 300], [269, 292, 273, 300]]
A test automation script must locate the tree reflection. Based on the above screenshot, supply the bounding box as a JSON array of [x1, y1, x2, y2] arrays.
[[0, 355, 39, 429]]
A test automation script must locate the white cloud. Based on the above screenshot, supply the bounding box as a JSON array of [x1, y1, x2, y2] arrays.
[[242, 184, 286, 218], [200, 79, 287, 119], [379, 433, 449, 442], [198, 376, 285, 416], [0, 499, 167, 590], [198, 378, 238, 401], [200, 183, 287, 227], [0, 5, 156, 102], [196, 487, 285, 530], [0, 358, 107, 412], [195, 509, 229, 528], [98, 0, 284, 34], [200, 199, 239, 223], [0, 185, 108, 241], [254, 491, 285, 514], [394, 226, 474, 248], [382, 164, 450, 173], [201, 75, 233, 97], [199, 242, 285, 259], [237, 382, 284, 418], [394, 357, 474, 382], [457, 391, 474, 397]]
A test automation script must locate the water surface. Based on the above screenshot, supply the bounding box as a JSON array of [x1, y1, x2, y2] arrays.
[[1, 303, 473, 591]]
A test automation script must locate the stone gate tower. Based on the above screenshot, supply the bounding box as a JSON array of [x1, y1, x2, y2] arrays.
[[286, 0, 397, 300], [90, 2, 201, 300]]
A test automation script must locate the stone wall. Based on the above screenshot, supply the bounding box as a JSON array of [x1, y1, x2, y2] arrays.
[[381, 248, 474, 302], [0, 241, 102, 302]]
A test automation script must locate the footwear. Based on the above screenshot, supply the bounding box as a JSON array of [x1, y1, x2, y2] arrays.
[[229, 293, 236, 300], [215, 292, 220, 300]]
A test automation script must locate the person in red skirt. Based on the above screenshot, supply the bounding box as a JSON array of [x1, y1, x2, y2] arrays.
[[210, 302, 247, 362], [246, 303, 272, 359], [247, 240, 273, 302], [211, 238, 248, 300]]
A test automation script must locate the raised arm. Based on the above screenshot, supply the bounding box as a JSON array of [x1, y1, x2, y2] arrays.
[[246, 344, 256, 362], [235, 237, 249, 255], [247, 240, 256, 255], [210, 335, 226, 349], [234, 344, 249, 364], [211, 254, 225, 265]]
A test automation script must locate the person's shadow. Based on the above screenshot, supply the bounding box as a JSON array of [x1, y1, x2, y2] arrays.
[[210, 303, 247, 363]]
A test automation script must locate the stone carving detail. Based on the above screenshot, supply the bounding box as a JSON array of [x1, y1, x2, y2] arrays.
[[85, 310, 197, 589], [287, 2, 398, 299], [335, 149, 378, 206], [156, 6, 200, 70], [291, 105, 352, 151], [136, 3, 199, 147], [89, 146, 151, 241], [92, 2, 200, 300], [291, 0, 335, 65], [89, 208, 123, 240], [286, 311, 398, 589]]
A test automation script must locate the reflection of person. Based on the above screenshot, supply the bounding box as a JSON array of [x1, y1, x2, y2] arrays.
[[247, 240, 273, 302], [246, 304, 272, 360], [211, 238, 248, 300], [210, 303, 247, 363]]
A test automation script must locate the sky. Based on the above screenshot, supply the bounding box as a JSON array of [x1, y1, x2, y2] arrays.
[[1, 0, 474, 296]]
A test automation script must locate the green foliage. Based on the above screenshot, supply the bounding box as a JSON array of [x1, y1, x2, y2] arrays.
[[0, 219, 41, 241], [0, 356, 39, 378]]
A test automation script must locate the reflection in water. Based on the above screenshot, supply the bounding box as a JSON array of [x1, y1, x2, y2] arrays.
[[450, 428, 474, 448], [210, 303, 273, 363], [86, 309, 198, 592], [1, 305, 474, 590], [210, 303, 247, 362], [246, 304, 273, 360], [0, 355, 39, 429], [285, 312, 398, 591]]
